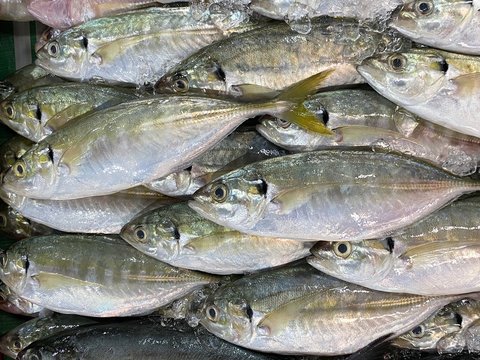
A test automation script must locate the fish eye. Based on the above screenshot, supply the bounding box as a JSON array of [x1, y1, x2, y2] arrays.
[[171, 74, 189, 93], [29, 351, 42, 360], [410, 325, 425, 338], [0, 214, 7, 228], [415, 0, 434, 15], [206, 305, 220, 322], [333, 242, 352, 258], [3, 103, 15, 119], [12, 337, 22, 350], [211, 183, 228, 203], [47, 41, 59, 57], [275, 118, 291, 129], [13, 161, 26, 178], [388, 54, 407, 71], [134, 226, 147, 242]]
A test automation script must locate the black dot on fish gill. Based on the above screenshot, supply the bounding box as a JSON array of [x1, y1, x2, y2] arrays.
[[213, 62, 226, 82], [47, 145, 54, 163], [320, 108, 329, 126], [82, 36, 88, 49], [246, 304, 253, 321], [386, 237, 395, 253], [439, 60, 449, 73], [25, 255, 30, 273], [255, 179, 268, 197], [173, 226, 181, 240], [35, 105, 42, 122], [454, 313, 463, 326], [185, 165, 193, 172]]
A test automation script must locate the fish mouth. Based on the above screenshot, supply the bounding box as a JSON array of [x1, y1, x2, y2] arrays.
[[388, 7, 420, 40]]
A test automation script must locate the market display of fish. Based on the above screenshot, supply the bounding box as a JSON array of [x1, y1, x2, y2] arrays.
[[2, 1, 480, 358]]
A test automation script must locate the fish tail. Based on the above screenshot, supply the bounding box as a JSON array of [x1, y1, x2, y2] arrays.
[[271, 70, 335, 134]]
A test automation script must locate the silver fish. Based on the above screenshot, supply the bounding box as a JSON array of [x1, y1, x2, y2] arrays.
[[0, 281, 43, 316]]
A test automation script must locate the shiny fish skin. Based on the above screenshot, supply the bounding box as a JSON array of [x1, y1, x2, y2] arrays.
[[120, 203, 314, 274], [146, 131, 286, 197], [27, 0, 188, 29], [0, 314, 97, 358], [0, 0, 35, 21], [358, 50, 480, 138], [155, 18, 410, 95], [0, 281, 43, 316], [17, 318, 279, 360], [308, 197, 480, 295], [199, 262, 461, 355], [390, 0, 480, 55], [0, 187, 173, 234], [35, 7, 259, 85], [0, 84, 139, 142], [0, 235, 218, 317], [190, 149, 480, 242]]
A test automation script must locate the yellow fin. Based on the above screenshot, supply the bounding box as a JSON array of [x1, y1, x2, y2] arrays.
[[401, 241, 480, 262], [232, 84, 280, 101], [45, 104, 92, 132]]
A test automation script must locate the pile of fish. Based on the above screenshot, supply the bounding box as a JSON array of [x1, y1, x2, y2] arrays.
[[1, 0, 480, 359]]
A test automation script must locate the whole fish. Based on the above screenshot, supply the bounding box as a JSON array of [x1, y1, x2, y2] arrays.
[[198, 262, 463, 355], [390, 0, 480, 55], [155, 18, 410, 95], [0, 136, 34, 174], [0, 0, 35, 21], [0, 202, 56, 240], [308, 197, 480, 295], [0, 83, 139, 142], [145, 131, 286, 196], [120, 203, 314, 274], [0, 281, 43, 316], [1, 71, 331, 200], [17, 318, 279, 360], [0, 187, 174, 234], [0, 314, 97, 359], [358, 50, 480, 138], [35, 7, 259, 85], [0, 65, 64, 101], [0, 235, 218, 317], [27, 0, 188, 29], [190, 149, 480, 242]]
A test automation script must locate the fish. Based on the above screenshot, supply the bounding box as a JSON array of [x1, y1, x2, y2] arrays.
[[390, 0, 480, 55], [198, 261, 463, 355], [190, 149, 480, 242], [17, 318, 279, 360], [0, 65, 64, 101], [120, 203, 314, 274], [307, 196, 480, 295], [0, 187, 175, 234], [27, 0, 188, 29], [0, 136, 34, 174], [1, 71, 332, 200], [0, 314, 97, 358], [0, 281, 43, 316], [0, 0, 35, 21], [155, 17, 410, 96], [35, 7, 260, 85], [145, 130, 287, 197], [358, 49, 480, 138], [465, 318, 480, 353], [0, 235, 219, 317], [0, 83, 139, 142]]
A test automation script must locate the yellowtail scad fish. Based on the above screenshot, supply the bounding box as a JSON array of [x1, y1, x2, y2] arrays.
[[0, 235, 219, 317], [120, 203, 314, 274], [358, 49, 480, 138], [35, 7, 259, 85], [390, 0, 480, 55], [198, 262, 465, 355], [257, 89, 480, 176], [190, 149, 480, 242], [155, 17, 410, 96], [0, 83, 139, 142], [0, 314, 97, 359], [0, 136, 34, 174], [2, 72, 331, 200], [307, 196, 480, 295]]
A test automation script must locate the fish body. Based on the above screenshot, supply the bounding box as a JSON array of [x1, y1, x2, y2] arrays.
[[120, 203, 313, 274], [390, 0, 480, 55], [190, 149, 480, 241], [0, 0, 35, 21], [199, 262, 460, 355], [0, 281, 43, 316], [35, 7, 258, 85], [0, 83, 139, 142], [155, 18, 410, 95], [308, 197, 480, 295], [0, 235, 218, 317]]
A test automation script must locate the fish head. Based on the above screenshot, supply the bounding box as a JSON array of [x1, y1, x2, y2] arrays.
[[2, 142, 59, 198], [190, 169, 270, 230], [392, 309, 462, 350], [256, 118, 306, 146], [0, 138, 33, 174], [35, 27, 62, 53], [0, 331, 25, 359], [35, 30, 89, 80], [390, 0, 474, 42], [0, 95, 46, 140], [307, 240, 395, 283], [200, 292, 254, 344], [0, 243, 30, 294], [358, 51, 449, 106], [121, 216, 180, 260]]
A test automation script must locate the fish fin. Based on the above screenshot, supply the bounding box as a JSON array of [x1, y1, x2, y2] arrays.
[[44, 104, 92, 132], [92, 34, 158, 64], [274, 70, 335, 134], [345, 333, 394, 360], [31, 272, 103, 290], [400, 241, 480, 261], [231, 84, 280, 101], [270, 185, 330, 215], [450, 73, 480, 96]]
